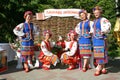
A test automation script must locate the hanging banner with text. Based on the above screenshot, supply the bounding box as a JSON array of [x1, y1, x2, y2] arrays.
[[36, 9, 82, 20]]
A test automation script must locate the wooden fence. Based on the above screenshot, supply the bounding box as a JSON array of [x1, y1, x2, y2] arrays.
[[32, 16, 80, 42]]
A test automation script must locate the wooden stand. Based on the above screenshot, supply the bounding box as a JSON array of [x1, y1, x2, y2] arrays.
[[0, 48, 7, 73]]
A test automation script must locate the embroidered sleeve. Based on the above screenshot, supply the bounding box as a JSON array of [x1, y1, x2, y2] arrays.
[[41, 41, 53, 56], [101, 17, 111, 34], [89, 21, 94, 33], [75, 23, 81, 35], [66, 42, 77, 56], [13, 23, 24, 36]]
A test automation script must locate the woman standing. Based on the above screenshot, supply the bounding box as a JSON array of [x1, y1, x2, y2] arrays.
[[75, 9, 93, 72], [38, 30, 59, 70], [61, 30, 80, 70], [92, 6, 111, 76], [13, 11, 39, 72]]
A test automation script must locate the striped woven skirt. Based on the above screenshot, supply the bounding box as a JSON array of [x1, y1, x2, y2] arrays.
[[20, 40, 34, 62], [79, 37, 92, 58], [93, 37, 108, 64], [79, 44, 92, 58]]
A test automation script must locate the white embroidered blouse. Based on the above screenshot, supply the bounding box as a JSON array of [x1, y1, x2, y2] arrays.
[[65, 41, 78, 56], [75, 20, 94, 35], [13, 23, 39, 37], [41, 41, 55, 56]]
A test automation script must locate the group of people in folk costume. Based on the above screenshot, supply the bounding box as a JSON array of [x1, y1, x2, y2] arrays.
[[75, 6, 111, 76], [13, 6, 111, 76]]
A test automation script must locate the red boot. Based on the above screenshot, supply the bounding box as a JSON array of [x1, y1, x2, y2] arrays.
[[67, 65, 75, 70], [82, 67, 87, 72], [24, 63, 29, 73], [42, 65, 50, 70], [94, 70, 101, 76], [25, 68, 29, 72], [101, 69, 107, 74], [42, 64, 50, 70]]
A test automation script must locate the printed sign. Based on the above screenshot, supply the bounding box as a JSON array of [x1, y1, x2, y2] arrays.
[[36, 9, 82, 20]]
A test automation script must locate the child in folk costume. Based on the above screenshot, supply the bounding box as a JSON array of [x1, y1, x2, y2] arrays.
[[75, 9, 94, 72], [38, 30, 59, 70], [61, 30, 80, 70], [13, 11, 39, 72], [92, 6, 111, 76]]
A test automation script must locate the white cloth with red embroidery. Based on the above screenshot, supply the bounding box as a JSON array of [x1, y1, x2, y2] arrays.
[[75, 18, 111, 35], [75, 20, 94, 35], [64, 41, 78, 56], [91, 17, 111, 34], [13, 23, 39, 37], [100, 17, 111, 33], [41, 41, 55, 56]]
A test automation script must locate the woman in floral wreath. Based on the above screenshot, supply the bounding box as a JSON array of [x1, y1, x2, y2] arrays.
[[13, 11, 39, 72], [61, 30, 80, 70], [38, 30, 59, 70], [92, 6, 111, 76], [75, 9, 94, 72]]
